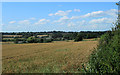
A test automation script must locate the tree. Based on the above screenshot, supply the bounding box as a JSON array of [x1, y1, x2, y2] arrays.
[[27, 36, 37, 43], [51, 33, 63, 39], [74, 34, 83, 42], [43, 38, 52, 43], [38, 39, 44, 43], [14, 38, 19, 44]]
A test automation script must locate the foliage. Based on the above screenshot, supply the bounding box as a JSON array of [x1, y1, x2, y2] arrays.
[[26, 37, 53, 43], [27, 36, 37, 43], [43, 39, 53, 43], [2, 31, 106, 42], [2, 39, 14, 42], [37, 39, 44, 43], [84, 21, 120, 74], [51, 33, 63, 39], [14, 38, 19, 44], [74, 34, 83, 42], [22, 38, 27, 43]]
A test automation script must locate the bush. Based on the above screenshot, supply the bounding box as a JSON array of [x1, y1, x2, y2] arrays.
[[84, 21, 120, 74], [27, 36, 37, 43], [37, 39, 44, 43], [43, 39, 52, 43], [23, 38, 27, 43], [74, 34, 83, 42], [14, 38, 19, 44]]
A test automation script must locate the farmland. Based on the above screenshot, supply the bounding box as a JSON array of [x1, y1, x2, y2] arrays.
[[2, 39, 98, 73]]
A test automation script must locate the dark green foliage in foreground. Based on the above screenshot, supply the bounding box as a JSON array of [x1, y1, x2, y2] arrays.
[[84, 21, 120, 74]]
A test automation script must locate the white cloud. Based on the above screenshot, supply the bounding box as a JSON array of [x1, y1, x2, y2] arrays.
[[48, 13, 54, 16], [70, 16, 80, 19], [74, 9, 80, 12], [55, 10, 69, 16], [70, 9, 117, 23], [89, 18, 114, 24], [54, 17, 86, 27], [58, 16, 69, 22], [9, 21, 16, 24], [1, 23, 4, 26], [105, 9, 117, 17], [35, 19, 50, 25], [70, 9, 117, 20], [77, 20, 86, 25], [49, 9, 117, 27], [81, 9, 117, 18], [67, 10, 72, 13], [82, 11, 104, 18], [68, 22, 75, 27], [49, 10, 72, 16], [91, 24, 97, 29], [53, 16, 71, 25], [9, 9, 116, 30], [29, 17, 36, 20], [18, 20, 30, 25], [54, 16, 70, 24]]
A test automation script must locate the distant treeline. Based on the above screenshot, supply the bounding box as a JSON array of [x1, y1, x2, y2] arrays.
[[1, 31, 107, 43], [2, 31, 107, 38], [2, 31, 107, 35]]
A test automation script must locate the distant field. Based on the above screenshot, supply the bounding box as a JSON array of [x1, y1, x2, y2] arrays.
[[2, 35, 22, 38], [3, 38, 24, 40], [2, 40, 98, 73], [37, 35, 48, 37], [2, 34, 48, 38]]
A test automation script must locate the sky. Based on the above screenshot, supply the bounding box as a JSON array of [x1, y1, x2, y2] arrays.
[[1, 0, 119, 2], [2, 2, 118, 32]]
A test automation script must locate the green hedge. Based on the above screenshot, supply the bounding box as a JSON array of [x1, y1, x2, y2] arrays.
[[84, 22, 120, 74]]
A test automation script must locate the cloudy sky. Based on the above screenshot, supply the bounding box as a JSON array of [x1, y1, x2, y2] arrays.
[[2, 2, 118, 32]]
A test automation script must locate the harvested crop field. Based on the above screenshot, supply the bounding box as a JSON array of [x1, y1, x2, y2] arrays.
[[2, 40, 98, 73]]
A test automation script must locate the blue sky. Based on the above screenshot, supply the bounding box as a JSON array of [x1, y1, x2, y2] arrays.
[[2, 2, 118, 32]]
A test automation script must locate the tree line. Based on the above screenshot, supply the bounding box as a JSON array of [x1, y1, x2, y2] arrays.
[[1, 31, 107, 43]]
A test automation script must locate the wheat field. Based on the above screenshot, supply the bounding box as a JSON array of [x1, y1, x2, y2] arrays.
[[2, 40, 98, 73]]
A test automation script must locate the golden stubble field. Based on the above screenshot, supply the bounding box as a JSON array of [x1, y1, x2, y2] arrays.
[[2, 40, 98, 73]]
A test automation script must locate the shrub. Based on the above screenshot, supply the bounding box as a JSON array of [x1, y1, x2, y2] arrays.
[[84, 21, 120, 74], [27, 36, 37, 43], [37, 39, 44, 43], [14, 38, 19, 44], [23, 38, 27, 43], [43, 39, 52, 43], [74, 34, 83, 42]]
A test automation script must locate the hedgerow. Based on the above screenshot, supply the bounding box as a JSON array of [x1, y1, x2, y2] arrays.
[[84, 20, 120, 74]]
